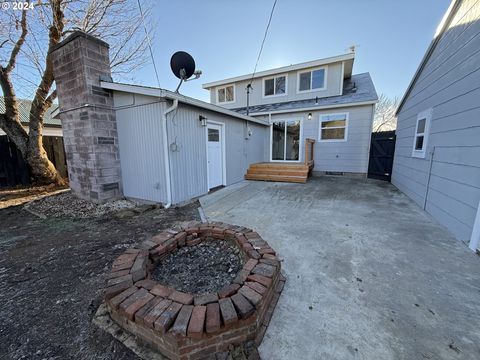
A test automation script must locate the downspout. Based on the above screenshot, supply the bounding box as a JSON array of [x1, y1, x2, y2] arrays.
[[162, 98, 178, 209]]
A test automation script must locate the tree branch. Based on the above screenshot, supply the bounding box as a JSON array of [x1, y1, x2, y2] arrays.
[[5, 10, 27, 73]]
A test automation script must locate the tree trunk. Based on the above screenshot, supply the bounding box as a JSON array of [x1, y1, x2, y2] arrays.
[[0, 4, 66, 186]]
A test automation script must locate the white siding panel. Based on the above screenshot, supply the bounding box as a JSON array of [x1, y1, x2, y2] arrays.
[[210, 62, 343, 109], [115, 95, 269, 204], [116, 102, 168, 203]]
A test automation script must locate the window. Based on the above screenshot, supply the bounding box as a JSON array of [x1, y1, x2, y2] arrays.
[[298, 67, 326, 92], [208, 128, 219, 142], [412, 109, 432, 158], [319, 113, 348, 141], [217, 85, 235, 103], [264, 75, 286, 97]]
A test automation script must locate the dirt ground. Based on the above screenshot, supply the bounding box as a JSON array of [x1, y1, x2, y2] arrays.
[[0, 198, 200, 360], [0, 184, 68, 209]]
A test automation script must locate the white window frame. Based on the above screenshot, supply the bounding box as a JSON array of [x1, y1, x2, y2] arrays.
[[269, 117, 304, 163], [216, 84, 235, 104], [262, 74, 288, 98], [412, 108, 432, 158], [296, 66, 328, 93], [318, 112, 349, 142]]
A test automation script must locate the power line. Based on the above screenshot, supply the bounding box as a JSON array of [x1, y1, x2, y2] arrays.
[[136, 0, 161, 89], [249, 0, 278, 85]]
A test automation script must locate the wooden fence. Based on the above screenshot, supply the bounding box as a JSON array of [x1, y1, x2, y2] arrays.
[[0, 135, 67, 188]]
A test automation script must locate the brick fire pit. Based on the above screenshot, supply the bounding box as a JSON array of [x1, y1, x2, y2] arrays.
[[104, 222, 285, 360]]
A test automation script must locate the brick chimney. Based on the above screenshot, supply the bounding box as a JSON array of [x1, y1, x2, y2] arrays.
[[51, 31, 122, 202]]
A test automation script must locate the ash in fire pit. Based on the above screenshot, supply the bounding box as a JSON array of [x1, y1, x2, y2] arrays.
[[151, 239, 244, 294]]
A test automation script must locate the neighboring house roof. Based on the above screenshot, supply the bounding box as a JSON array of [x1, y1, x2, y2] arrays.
[[0, 97, 61, 127], [99, 81, 270, 126], [396, 0, 460, 115], [232, 73, 378, 115], [202, 53, 355, 89]]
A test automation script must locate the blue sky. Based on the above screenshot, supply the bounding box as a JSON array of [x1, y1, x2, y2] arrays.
[[131, 0, 452, 102]]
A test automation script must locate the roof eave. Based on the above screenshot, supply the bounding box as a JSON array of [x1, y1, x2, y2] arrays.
[[99, 81, 269, 126], [244, 100, 378, 116], [395, 0, 461, 115]]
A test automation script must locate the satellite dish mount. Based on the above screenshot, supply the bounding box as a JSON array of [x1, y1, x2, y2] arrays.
[[170, 51, 202, 93]]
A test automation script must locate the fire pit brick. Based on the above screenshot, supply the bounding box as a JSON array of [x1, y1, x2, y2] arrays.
[[218, 283, 240, 299], [104, 222, 284, 360], [187, 305, 206, 339], [169, 291, 194, 305]]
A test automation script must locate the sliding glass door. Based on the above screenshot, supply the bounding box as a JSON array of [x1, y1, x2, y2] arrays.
[[271, 120, 301, 161]]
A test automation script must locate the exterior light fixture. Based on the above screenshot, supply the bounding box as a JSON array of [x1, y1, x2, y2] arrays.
[[199, 115, 207, 126], [307, 112, 312, 121]]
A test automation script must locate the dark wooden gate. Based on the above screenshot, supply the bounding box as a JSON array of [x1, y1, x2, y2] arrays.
[[368, 130, 396, 182]]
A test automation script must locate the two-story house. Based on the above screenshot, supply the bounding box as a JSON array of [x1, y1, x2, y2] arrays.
[[52, 32, 379, 204], [203, 52, 378, 181]]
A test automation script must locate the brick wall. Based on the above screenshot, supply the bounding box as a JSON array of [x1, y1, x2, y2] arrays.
[[51, 31, 122, 202]]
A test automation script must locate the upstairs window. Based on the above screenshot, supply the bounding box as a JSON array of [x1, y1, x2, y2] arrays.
[[412, 109, 432, 158], [217, 85, 235, 103], [298, 67, 326, 92], [319, 113, 348, 141], [264, 75, 286, 97]]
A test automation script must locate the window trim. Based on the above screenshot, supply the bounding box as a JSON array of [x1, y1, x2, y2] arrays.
[[269, 117, 304, 163], [318, 112, 349, 142], [262, 74, 288, 98], [412, 108, 432, 158], [216, 84, 236, 104], [296, 66, 328, 93]]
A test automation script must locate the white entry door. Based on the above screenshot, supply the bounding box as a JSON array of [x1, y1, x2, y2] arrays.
[[207, 123, 224, 189]]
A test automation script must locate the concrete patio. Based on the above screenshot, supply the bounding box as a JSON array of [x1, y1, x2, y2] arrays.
[[200, 177, 480, 360]]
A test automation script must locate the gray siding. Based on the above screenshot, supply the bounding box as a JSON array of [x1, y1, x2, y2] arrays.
[[113, 92, 269, 204], [392, 0, 480, 242], [209, 62, 343, 110], [267, 104, 374, 174], [116, 101, 168, 203], [166, 103, 268, 203]]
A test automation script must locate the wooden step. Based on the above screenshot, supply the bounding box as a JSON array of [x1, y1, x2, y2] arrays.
[[246, 168, 308, 177], [244, 173, 307, 183], [249, 163, 309, 171]]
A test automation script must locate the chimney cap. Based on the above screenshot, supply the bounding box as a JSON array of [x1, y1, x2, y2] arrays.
[[51, 30, 109, 53]]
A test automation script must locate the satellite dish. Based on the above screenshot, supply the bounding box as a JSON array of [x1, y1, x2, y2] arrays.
[[170, 51, 196, 80]]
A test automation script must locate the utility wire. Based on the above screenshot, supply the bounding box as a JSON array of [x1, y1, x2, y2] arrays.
[[137, 0, 161, 89], [248, 0, 278, 86]]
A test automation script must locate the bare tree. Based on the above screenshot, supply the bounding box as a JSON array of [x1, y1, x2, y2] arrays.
[[373, 94, 399, 132], [0, 0, 152, 185]]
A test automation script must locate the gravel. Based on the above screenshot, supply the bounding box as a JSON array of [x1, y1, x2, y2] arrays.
[[26, 191, 144, 218], [0, 200, 200, 360], [151, 239, 244, 295]]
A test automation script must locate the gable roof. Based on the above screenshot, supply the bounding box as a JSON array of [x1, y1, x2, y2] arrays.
[[396, 0, 461, 115], [0, 97, 61, 127], [202, 53, 355, 89], [232, 73, 377, 115], [99, 81, 269, 126]]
